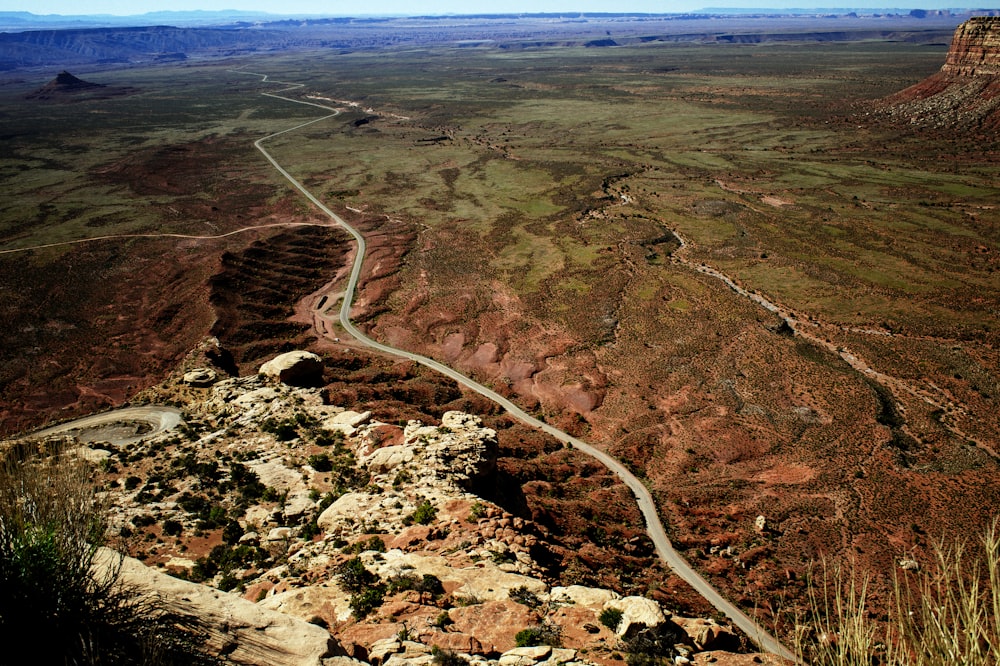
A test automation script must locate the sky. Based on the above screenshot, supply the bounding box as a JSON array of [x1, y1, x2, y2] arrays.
[[1, 1, 962, 16]]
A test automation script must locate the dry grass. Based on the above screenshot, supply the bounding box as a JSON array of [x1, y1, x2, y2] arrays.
[[0, 442, 214, 665], [798, 523, 1000, 665]]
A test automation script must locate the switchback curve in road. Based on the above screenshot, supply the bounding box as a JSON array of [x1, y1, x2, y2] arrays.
[[27, 406, 183, 447], [237, 69, 796, 663]]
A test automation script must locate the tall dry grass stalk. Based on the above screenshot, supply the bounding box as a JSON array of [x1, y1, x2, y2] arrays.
[[0, 442, 213, 665], [798, 523, 1000, 666]]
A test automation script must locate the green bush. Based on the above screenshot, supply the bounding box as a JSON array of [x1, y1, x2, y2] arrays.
[[349, 586, 385, 619], [599, 607, 624, 632], [336, 556, 379, 594], [0, 447, 214, 664], [515, 623, 561, 648], [307, 454, 333, 472], [431, 646, 468, 666], [405, 500, 438, 526]]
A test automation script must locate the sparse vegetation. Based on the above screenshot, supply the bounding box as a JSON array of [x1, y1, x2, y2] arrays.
[[405, 500, 438, 526], [797, 523, 1000, 665], [0, 446, 214, 664], [509, 584, 542, 608], [431, 646, 469, 666]]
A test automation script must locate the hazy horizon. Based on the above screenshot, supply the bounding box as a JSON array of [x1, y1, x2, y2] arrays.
[[0, 1, 968, 17]]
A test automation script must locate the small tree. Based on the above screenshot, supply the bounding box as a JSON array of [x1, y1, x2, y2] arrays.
[[335, 556, 379, 594]]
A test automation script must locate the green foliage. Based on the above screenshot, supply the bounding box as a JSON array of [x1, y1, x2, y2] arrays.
[[431, 646, 469, 666], [189, 543, 265, 584], [509, 585, 541, 608], [387, 573, 419, 594], [300, 518, 321, 541], [599, 607, 624, 632], [229, 462, 267, 501], [336, 556, 379, 594], [349, 586, 386, 619], [467, 501, 487, 522], [314, 431, 345, 448], [262, 417, 298, 441], [307, 454, 332, 472], [418, 574, 445, 598], [344, 535, 386, 554], [515, 623, 561, 648], [405, 500, 438, 526], [0, 448, 215, 664], [432, 610, 454, 628], [222, 520, 243, 545], [162, 519, 183, 537]]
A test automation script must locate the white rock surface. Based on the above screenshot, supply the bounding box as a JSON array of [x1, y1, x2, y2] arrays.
[[604, 596, 667, 637], [259, 351, 324, 386], [95, 548, 340, 665]]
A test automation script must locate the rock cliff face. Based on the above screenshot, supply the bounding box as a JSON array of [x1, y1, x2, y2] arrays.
[[881, 17, 1000, 128], [942, 17, 1000, 76]]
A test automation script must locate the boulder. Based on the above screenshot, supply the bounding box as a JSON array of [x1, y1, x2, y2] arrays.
[[260, 584, 354, 624], [95, 548, 341, 665], [499, 646, 552, 666], [183, 368, 218, 387], [673, 617, 739, 652], [259, 351, 324, 386], [449, 600, 540, 653], [604, 596, 666, 637], [550, 585, 620, 608]]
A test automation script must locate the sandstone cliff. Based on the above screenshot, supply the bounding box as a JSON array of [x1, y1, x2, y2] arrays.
[[881, 16, 1000, 129]]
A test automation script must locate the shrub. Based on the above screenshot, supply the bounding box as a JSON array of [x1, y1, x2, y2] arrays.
[[349, 586, 386, 619], [405, 500, 437, 526], [431, 646, 468, 666], [307, 454, 332, 472], [599, 607, 624, 632], [336, 556, 379, 594], [0, 446, 213, 664], [467, 501, 487, 522], [432, 610, 453, 628], [262, 417, 298, 441], [509, 585, 541, 608], [515, 623, 561, 648]]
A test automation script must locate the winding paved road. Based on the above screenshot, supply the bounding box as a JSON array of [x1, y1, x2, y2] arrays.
[[27, 406, 183, 446], [237, 70, 796, 662]]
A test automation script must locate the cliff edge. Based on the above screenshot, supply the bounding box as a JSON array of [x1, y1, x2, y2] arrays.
[[881, 16, 1000, 129]]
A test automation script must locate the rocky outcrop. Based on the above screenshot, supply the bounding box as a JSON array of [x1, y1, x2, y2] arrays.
[[880, 17, 1000, 129], [24, 70, 104, 99], [95, 548, 342, 665], [19, 353, 776, 666], [943, 17, 1000, 76], [260, 350, 325, 386], [183, 367, 218, 387]]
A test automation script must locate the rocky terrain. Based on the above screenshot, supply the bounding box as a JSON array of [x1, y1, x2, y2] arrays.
[[880, 16, 1000, 128], [22, 70, 128, 100], [8, 348, 785, 665]]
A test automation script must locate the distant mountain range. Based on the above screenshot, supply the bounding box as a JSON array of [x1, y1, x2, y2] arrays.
[[1, 9, 987, 72], [2, 8, 992, 32], [0, 10, 288, 31]]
